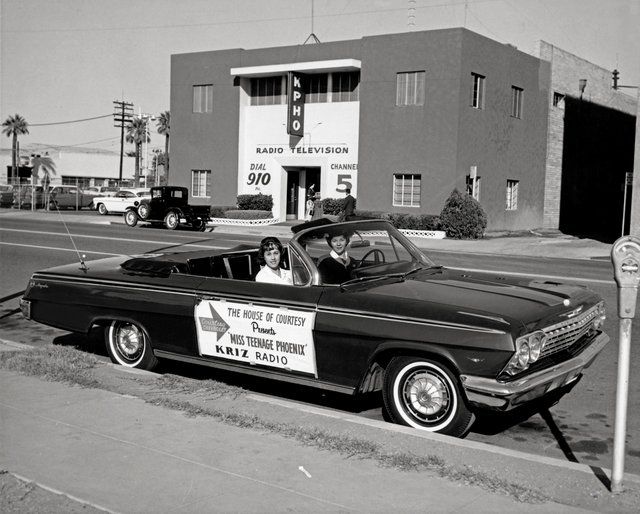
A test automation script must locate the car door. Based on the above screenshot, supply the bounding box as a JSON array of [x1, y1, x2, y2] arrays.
[[193, 248, 324, 385], [110, 191, 132, 212]]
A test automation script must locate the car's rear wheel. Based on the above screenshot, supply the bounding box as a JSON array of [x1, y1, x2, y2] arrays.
[[138, 203, 150, 220], [105, 320, 158, 370], [97, 203, 108, 215], [382, 356, 474, 437], [124, 209, 138, 227], [164, 211, 179, 230]]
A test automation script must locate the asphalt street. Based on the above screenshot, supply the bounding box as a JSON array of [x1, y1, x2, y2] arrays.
[[1, 212, 638, 478]]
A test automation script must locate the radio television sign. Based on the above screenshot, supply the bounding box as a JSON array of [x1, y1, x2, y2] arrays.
[[287, 71, 305, 137]]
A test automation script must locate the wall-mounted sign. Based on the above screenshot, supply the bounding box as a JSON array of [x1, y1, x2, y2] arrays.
[[287, 71, 306, 137]]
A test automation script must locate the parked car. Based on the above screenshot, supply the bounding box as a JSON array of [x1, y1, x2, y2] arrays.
[[93, 188, 150, 215], [0, 185, 14, 207], [97, 186, 120, 197], [48, 186, 98, 210], [20, 219, 608, 437], [124, 186, 211, 230], [13, 185, 45, 209]]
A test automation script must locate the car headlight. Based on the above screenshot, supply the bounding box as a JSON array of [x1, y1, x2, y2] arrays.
[[505, 330, 547, 376], [593, 301, 606, 331]]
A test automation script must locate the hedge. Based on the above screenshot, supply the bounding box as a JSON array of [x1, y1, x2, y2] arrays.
[[224, 209, 273, 220], [237, 194, 273, 211], [210, 205, 235, 218]]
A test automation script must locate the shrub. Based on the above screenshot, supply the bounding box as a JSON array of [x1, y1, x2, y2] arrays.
[[210, 205, 235, 218], [321, 197, 345, 216], [439, 188, 487, 239], [224, 209, 273, 220], [237, 194, 273, 211], [387, 213, 441, 231]]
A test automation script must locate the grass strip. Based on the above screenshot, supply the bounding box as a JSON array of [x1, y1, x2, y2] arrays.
[[1, 348, 548, 504]]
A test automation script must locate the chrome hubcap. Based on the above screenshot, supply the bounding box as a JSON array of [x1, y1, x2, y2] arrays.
[[115, 324, 144, 361], [403, 370, 450, 421]]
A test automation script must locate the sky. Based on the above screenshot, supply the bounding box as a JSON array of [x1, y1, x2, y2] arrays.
[[1, 0, 638, 153]]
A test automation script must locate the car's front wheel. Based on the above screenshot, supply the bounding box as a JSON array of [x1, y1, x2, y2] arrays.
[[382, 356, 474, 437], [105, 320, 158, 370], [164, 211, 179, 230], [97, 203, 108, 215], [124, 210, 138, 227]]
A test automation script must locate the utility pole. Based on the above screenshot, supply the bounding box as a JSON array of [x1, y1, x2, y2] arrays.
[[113, 100, 133, 184]]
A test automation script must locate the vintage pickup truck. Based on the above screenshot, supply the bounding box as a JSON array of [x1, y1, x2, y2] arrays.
[[124, 186, 212, 230]]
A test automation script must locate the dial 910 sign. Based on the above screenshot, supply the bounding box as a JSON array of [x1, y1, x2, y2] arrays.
[[247, 172, 271, 186]]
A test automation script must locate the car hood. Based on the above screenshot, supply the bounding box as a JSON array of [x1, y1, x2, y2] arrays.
[[345, 267, 596, 331]]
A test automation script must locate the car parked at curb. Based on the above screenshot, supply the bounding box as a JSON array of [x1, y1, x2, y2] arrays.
[[20, 219, 608, 437], [93, 188, 150, 215], [124, 186, 211, 230], [48, 185, 98, 210]]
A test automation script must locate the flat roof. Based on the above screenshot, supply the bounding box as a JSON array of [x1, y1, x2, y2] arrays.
[[230, 59, 361, 77]]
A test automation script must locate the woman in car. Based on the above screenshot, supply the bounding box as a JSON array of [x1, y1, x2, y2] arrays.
[[317, 229, 358, 284], [255, 237, 293, 285]]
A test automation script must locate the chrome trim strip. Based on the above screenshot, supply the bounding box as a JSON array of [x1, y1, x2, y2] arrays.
[[31, 274, 197, 297], [154, 350, 355, 395], [316, 307, 507, 334], [460, 332, 609, 404]]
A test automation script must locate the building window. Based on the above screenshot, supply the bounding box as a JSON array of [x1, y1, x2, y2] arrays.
[[552, 91, 565, 109], [506, 179, 519, 210], [393, 174, 421, 207], [250, 77, 284, 106], [192, 170, 211, 197], [511, 86, 523, 118], [471, 73, 485, 109], [465, 174, 481, 201], [305, 74, 328, 103], [331, 71, 360, 102], [396, 71, 425, 106], [193, 85, 213, 113]]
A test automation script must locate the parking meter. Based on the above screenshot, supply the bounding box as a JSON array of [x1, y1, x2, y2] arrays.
[[610, 236, 640, 493], [611, 236, 640, 318]]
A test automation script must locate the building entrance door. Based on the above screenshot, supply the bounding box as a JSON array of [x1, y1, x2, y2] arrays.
[[286, 170, 300, 220]]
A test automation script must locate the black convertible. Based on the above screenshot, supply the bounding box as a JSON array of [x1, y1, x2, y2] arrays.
[[20, 220, 608, 437]]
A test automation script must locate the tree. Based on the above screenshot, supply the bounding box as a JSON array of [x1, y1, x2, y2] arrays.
[[31, 154, 57, 210], [156, 111, 170, 184], [125, 116, 150, 186], [2, 114, 29, 183]]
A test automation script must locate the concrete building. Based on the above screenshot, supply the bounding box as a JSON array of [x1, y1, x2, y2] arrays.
[[1, 145, 138, 187], [169, 28, 636, 237], [170, 28, 551, 230]]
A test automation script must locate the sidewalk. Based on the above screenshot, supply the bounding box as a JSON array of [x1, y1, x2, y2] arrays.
[[2, 364, 634, 513], [0, 208, 613, 261]]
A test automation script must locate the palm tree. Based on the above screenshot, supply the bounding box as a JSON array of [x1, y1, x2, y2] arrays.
[[2, 114, 29, 183], [31, 154, 57, 211], [156, 111, 170, 183], [126, 117, 150, 186]]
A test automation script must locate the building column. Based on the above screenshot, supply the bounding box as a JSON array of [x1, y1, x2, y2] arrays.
[[629, 88, 640, 236]]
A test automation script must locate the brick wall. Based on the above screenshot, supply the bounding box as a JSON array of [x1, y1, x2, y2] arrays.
[[534, 41, 637, 230]]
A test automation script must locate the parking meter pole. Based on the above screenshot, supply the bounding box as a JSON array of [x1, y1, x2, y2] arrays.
[[612, 318, 632, 493]]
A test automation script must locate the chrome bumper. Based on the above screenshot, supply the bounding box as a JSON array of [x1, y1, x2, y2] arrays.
[[460, 332, 609, 410]]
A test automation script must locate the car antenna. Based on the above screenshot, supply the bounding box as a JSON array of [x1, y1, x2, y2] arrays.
[[53, 206, 88, 271]]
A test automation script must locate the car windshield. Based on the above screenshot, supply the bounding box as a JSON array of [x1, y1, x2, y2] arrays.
[[292, 219, 435, 285]]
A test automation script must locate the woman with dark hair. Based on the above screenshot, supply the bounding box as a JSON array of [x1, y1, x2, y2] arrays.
[[255, 237, 293, 285], [317, 229, 358, 284]]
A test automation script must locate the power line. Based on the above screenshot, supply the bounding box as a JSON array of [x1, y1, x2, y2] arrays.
[[29, 114, 113, 127], [4, 0, 503, 34]]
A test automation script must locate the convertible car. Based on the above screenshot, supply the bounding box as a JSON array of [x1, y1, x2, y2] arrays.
[[20, 219, 608, 437]]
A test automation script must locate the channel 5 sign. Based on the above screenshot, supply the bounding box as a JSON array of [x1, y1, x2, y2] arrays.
[[287, 71, 306, 137]]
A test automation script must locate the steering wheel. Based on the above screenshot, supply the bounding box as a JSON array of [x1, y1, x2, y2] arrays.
[[356, 248, 386, 268]]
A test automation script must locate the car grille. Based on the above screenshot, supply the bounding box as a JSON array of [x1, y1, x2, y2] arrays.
[[541, 305, 598, 358]]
